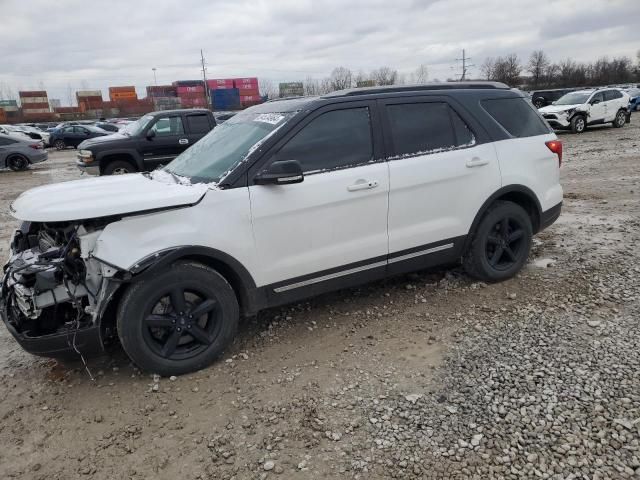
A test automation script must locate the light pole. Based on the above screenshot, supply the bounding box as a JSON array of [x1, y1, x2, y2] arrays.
[[151, 68, 158, 111], [152, 68, 158, 86]]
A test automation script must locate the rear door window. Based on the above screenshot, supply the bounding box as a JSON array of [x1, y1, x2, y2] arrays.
[[604, 90, 622, 101], [186, 114, 211, 134], [273, 107, 373, 173], [385, 102, 474, 157], [481, 98, 550, 137]]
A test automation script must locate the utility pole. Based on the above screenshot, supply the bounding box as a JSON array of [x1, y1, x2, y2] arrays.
[[200, 49, 210, 109], [455, 49, 474, 81], [152, 68, 157, 86]]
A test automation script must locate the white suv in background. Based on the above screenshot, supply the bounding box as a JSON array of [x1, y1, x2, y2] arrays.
[[1, 82, 563, 375], [539, 88, 630, 133]]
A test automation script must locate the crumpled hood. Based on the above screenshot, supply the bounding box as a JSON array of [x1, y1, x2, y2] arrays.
[[79, 132, 128, 149], [10, 173, 209, 222], [539, 104, 583, 114]]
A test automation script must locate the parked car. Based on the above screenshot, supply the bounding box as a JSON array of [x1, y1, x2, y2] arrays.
[[0, 133, 48, 171], [94, 122, 121, 132], [0, 124, 31, 139], [530, 88, 579, 109], [1, 82, 563, 375], [49, 124, 110, 150], [625, 88, 640, 111], [13, 125, 50, 146], [76, 109, 216, 175], [539, 88, 631, 133]]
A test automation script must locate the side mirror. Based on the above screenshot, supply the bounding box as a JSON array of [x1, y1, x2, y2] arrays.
[[254, 160, 304, 185], [590, 99, 601, 105], [146, 129, 156, 140]]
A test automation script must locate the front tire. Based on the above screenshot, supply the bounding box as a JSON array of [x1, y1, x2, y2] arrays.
[[613, 109, 626, 128], [464, 201, 533, 283], [102, 160, 136, 175], [570, 115, 586, 134], [117, 262, 239, 376]]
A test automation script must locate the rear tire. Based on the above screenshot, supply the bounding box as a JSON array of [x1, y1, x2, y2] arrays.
[[464, 201, 533, 283], [570, 115, 586, 134], [612, 109, 626, 128], [102, 160, 136, 175], [7, 155, 29, 171], [533, 99, 545, 109], [54, 139, 66, 150], [117, 261, 239, 376]]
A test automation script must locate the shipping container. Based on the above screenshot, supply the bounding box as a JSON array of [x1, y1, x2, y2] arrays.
[[176, 85, 205, 94], [76, 90, 102, 98], [0, 99, 18, 107], [172, 80, 204, 87], [236, 86, 260, 96], [233, 77, 258, 87], [21, 108, 51, 114], [240, 95, 262, 103], [147, 85, 177, 97], [19, 90, 47, 98], [110, 91, 137, 100], [207, 79, 235, 89], [0, 109, 6, 123], [20, 96, 49, 104], [55, 106, 81, 113], [356, 80, 375, 87], [180, 97, 208, 107], [22, 102, 50, 110], [109, 86, 136, 93], [1, 106, 18, 112]]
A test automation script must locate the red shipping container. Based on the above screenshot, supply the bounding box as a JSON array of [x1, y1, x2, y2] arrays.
[[207, 79, 235, 89], [240, 95, 262, 103], [22, 102, 50, 110], [233, 78, 258, 87], [180, 97, 208, 107], [178, 91, 207, 99], [237, 87, 260, 96], [19, 90, 47, 98], [177, 86, 205, 94]]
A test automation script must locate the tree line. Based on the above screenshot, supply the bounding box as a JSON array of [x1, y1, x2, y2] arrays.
[[481, 50, 640, 90]]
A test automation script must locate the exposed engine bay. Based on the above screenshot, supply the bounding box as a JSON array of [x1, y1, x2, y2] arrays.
[[1, 220, 119, 354]]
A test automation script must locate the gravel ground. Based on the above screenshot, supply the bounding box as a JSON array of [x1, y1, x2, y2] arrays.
[[0, 121, 639, 479]]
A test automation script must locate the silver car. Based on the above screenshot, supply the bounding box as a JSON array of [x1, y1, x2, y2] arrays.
[[0, 133, 48, 171]]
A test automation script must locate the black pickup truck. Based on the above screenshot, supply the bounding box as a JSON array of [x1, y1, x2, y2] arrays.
[[76, 109, 216, 175]]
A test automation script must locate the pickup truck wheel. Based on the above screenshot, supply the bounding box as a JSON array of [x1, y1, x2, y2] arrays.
[[570, 115, 586, 134], [54, 140, 66, 150], [103, 160, 136, 175], [7, 154, 29, 171], [613, 110, 626, 128], [533, 99, 545, 109], [117, 261, 239, 376], [464, 201, 532, 283]]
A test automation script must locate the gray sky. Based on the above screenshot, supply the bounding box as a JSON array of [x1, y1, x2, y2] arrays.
[[1, 0, 639, 104]]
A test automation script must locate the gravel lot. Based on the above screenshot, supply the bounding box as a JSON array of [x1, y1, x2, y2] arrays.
[[1, 121, 639, 479]]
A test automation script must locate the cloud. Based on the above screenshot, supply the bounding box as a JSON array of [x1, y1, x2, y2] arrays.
[[0, 0, 638, 103]]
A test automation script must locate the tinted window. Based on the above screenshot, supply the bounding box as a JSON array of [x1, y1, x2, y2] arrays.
[[604, 90, 622, 101], [63, 126, 74, 133], [451, 109, 475, 146], [74, 126, 89, 134], [187, 114, 211, 134], [481, 98, 550, 138], [151, 116, 184, 136], [274, 108, 373, 173], [386, 102, 458, 157]]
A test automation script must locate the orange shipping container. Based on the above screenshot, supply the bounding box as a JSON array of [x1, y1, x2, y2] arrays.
[[109, 86, 136, 93], [0, 108, 6, 123], [110, 92, 137, 100]]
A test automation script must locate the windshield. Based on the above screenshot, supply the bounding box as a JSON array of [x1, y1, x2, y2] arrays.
[[555, 92, 591, 106], [164, 111, 296, 184], [122, 115, 154, 136]]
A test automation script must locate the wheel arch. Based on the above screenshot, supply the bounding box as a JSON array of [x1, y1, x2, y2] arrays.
[[97, 150, 143, 172], [465, 185, 542, 251], [126, 246, 264, 317]]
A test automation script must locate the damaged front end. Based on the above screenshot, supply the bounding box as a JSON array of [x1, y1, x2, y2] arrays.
[[0, 220, 122, 358]]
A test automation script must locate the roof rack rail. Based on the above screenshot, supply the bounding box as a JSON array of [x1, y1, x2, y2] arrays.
[[323, 82, 509, 97]]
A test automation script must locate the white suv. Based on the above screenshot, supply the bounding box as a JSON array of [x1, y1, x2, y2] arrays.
[[1, 82, 563, 375], [539, 88, 630, 133]]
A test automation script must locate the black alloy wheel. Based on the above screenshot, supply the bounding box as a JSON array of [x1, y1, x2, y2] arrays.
[[7, 155, 29, 171], [143, 288, 222, 361], [485, 217, 526, 271], [54, 139, 66, 150]]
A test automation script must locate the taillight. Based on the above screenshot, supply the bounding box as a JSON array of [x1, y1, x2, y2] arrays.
[[29, 143, 43, 150], [545, 140, 562, 166]]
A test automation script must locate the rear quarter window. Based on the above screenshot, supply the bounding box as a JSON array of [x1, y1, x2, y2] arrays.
[[481, 97, 551, 138]]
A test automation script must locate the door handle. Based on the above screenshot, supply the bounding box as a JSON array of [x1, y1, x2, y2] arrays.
[[179, 138, 189, 145], [466, 157, 489, 168], [347, 179, 379, 192]]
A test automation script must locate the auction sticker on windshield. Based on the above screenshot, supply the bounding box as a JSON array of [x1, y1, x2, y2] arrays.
[[254, 113, 285, 125]]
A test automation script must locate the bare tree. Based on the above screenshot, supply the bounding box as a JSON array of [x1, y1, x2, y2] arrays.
[[480, 57, 495, 81], [329, 67, 353, 91], [527, 50, 549, 88], [258, 78, 278, 99], [371, 67, 398, 86], [409, 64, 429, 84], [492, 54, 521, 86]]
